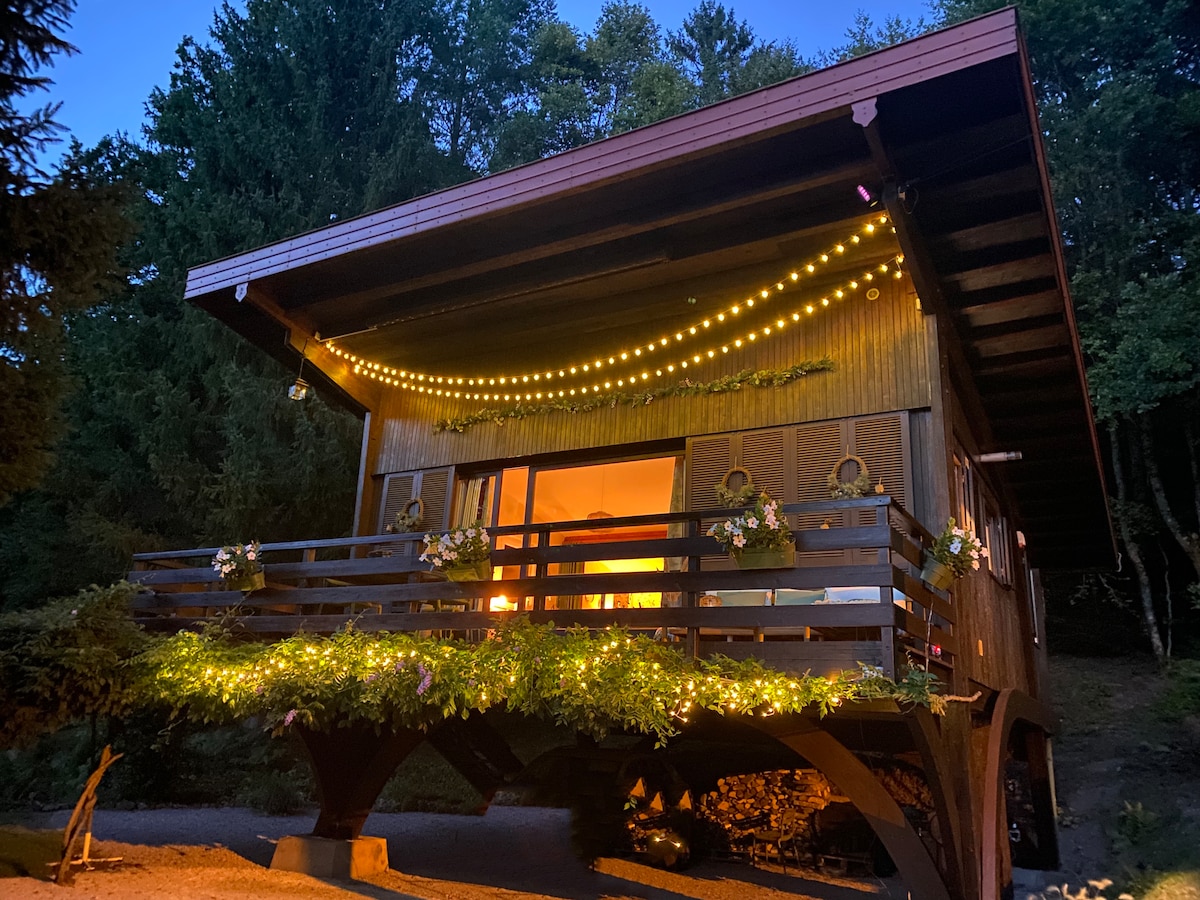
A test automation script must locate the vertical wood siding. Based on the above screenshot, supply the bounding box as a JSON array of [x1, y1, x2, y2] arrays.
[[375, 279, 929, 473]]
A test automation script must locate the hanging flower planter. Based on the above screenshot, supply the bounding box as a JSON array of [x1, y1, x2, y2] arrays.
[[919, 554, 955, 590], [919, 518, 987, 590], [733, 542, 796, 569], [226, 571, 266, 593], [443, 560, 493, 582]]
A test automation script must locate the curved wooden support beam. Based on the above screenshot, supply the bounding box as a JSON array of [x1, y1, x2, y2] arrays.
[[981, 689, 1059, 900], [756, 717, 952, 900], [297, 723, 426, 840], [906, 707, 970, 900]]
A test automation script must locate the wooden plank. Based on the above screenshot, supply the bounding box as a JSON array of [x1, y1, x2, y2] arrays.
[[895, 608, 957, 655], [893, 569, 955, 623], [129, 556, 435, 586], [132, 532, 424, 563], [971, 323, 1069, 358], [135, 563, 899, 611], [946, 255, 1055, 294], [957, 289, 1061, 329], [141, 603, 897, 634], [697, 640, 884, 677], [933, 213, 1045, 255]]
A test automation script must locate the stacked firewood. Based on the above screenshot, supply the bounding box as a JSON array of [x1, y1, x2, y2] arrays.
[[696, 764, 935, 853], [698, 768, 843, 847]]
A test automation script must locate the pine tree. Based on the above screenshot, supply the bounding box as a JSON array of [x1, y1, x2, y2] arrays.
[[0, 0, 130, 504]]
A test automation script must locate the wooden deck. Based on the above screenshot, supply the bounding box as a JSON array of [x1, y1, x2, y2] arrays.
[[128, 496, 952, 680]]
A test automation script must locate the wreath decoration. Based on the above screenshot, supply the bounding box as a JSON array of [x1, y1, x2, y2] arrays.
[[386, 498, 425, 534], [714, 467, 759, 508], [828, 455, 873, 499]]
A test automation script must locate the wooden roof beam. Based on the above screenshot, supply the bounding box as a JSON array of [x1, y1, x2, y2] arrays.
[[853, 96, 997, 451], [293, 159, 877, 327], [244, 285, 381, 412]]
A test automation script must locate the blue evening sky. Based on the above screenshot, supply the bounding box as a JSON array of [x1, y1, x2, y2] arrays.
[[31, 0, 934, 163]]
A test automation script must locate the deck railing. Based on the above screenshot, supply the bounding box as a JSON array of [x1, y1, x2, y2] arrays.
[[128, 496, 953, 679]]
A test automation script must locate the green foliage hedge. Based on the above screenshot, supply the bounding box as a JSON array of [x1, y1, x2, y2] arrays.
[[1, 583, 943, 749]]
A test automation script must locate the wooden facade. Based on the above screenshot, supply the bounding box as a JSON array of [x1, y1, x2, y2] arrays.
[[149, 10, 1114, 900]]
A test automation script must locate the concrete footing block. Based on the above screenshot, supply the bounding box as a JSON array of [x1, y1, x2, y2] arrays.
[[270, 834, 389, 879]]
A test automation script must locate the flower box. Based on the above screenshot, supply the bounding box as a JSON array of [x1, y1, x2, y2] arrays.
[[226, 571, 266, 592], [919, 554, 955, 590], [443, 560, 493, 582], [733, 543, 795, 569]]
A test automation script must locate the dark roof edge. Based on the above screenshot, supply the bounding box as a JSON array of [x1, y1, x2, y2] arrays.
[[184, 8, 1020, 303], [1013, 22, 1116, 565]]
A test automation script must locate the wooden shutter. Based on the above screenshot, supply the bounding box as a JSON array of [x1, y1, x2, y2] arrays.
[[851, 414, 910, 511], [795, 420, 847, 564], [740, 429, 789, 502], [686, 434, 735, 512], [378, 467, 454, 556], [418, 467, 453, 531], [850, 413, 910, 563], [379, 473, 417, 533]]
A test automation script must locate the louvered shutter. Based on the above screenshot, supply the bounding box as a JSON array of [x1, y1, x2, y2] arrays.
[[418, 467, 453, 531], [686, 434, 735, 512], [739, 429, 789, 503], [795, 421, 848, 564], [379, 473, 417, 533], [850, 413, 910, 563], [686, 434, 737, 569]]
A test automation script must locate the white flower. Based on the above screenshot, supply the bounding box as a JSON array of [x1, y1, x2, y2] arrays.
[[733, 534, 747, 548], [971, 559, 980, 570], [952, 527, 964, 537], [745, 516, 759, 529]]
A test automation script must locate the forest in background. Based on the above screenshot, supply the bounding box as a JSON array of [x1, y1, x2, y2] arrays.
[[2, 0, 1199, 659]]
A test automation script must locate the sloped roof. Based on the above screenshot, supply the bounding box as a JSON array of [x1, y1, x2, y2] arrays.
[[187, 8, 1113, 568]]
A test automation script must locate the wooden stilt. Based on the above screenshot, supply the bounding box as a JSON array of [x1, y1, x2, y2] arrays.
[[297, 724, 425, 840]]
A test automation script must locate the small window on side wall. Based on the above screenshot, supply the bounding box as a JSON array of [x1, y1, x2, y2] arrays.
[[984, 502, 1014, 587]]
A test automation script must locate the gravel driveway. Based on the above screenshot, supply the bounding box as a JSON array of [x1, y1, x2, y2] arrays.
[[1, 806, 903, 899]]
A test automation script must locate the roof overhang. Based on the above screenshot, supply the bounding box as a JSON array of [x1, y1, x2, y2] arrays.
[[186, 7, 1114, 569]]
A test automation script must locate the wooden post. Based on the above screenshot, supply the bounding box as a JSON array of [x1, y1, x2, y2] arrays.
[[298, 724, 425, 840]]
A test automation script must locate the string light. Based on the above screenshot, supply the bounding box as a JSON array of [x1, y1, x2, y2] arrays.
[[323, 216, 892, 393]]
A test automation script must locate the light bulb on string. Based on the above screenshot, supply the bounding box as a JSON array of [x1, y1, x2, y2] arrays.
[[326, 216, 892, 393]]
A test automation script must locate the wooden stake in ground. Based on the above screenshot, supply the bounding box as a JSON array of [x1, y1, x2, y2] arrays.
[[54, 745, 124, 885]]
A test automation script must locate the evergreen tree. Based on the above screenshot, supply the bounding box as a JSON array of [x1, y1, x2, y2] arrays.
[[939, 0, 1200, 656], [0, 0, 469, 606], [0, 0, 130, 504], [406, 0, 555, 171]]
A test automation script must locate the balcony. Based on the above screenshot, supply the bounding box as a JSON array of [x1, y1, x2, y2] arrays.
[[128, 496, 952, 680]]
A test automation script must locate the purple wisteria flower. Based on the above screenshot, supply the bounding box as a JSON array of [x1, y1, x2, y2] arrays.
[[254, 685, 264, 694], [283, 709, 297, 726], [416, 663, 433, 696]]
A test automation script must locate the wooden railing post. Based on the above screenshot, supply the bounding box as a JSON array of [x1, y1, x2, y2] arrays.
[[684, 517, 701, 659], [533, 527, 550, 612]]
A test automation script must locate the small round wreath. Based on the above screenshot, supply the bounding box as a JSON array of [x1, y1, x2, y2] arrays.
[[828, 455, 872, 499], [715, 467, 758, 507], [387, 498, 425, 533]]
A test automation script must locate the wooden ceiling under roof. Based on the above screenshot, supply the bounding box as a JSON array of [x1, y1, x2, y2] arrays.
[[186, 9, 1113, 569]]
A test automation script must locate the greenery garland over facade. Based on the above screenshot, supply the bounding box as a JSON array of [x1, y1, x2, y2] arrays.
[[434, 359, 836, 434], [143, 617, 944, 744]]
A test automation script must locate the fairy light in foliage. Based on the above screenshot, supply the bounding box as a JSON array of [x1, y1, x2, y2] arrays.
[[324, 216, 892, 398]]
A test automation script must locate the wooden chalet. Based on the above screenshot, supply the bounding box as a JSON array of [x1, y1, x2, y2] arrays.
[[131, 9, 1113, 899]]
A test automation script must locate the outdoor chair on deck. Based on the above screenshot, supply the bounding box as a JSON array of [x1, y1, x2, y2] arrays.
[[750, 808, 804, 871]]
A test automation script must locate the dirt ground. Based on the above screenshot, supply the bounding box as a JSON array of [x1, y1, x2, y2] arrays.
[[1, 806, 905, 900]]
